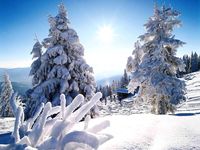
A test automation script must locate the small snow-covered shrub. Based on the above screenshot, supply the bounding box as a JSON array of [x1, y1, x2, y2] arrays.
[[0, 92, 112, 150]]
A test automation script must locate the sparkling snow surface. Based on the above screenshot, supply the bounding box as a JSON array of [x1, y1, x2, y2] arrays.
[[98, 114, 200, 150], [99, 71, 200, 150], [0, 72, 200, 149]]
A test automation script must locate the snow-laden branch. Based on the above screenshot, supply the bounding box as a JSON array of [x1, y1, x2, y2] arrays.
[[0, 92, 112, 150]]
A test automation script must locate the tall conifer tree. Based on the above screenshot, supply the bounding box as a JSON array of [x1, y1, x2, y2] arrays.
[[26, 4, 96, 117], [127, 5, 186, 114]]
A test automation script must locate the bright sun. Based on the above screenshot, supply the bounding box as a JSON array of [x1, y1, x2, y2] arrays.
[[97, 24, 115, 43]]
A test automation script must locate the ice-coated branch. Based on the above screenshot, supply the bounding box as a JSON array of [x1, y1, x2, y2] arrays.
[[3, 92, 111, 150], [28, 102, 52, 146], [27, 103, 44, 130], [12, 106, 23, 143], [84, 115, 91, 130], [10, 93, 18, 117], [71, 92, 102, 123], [63, 94, 84, 119], [60, 94, 66, 119]]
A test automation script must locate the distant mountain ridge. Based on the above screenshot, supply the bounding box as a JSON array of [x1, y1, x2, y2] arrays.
[[96, 75, 121, 86], [0, 67, 31, 83], [0, 67, 121, 96], [0, 67, 121, 86]]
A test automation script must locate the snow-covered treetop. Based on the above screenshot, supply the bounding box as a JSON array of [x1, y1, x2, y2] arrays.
[[140, 5, 185, 51], [142, 5, 181, 40], [127, 5, 186, 76], [58, 3, 67, 17], [0, 73, 13, 94]]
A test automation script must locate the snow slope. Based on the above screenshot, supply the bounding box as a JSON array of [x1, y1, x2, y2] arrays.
[[0, 71, 200, 149], [98, 114, 200, 150], [176, 71, 200, 114], [98, 71, 200, 149], [79, 75, 200, 149]]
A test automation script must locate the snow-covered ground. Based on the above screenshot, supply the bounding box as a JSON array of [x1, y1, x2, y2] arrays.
[[99, 98, 151, 116], [0, 71, 200, 149], [98, 114, 200, 150], [98, 71, 200, 149], [0, 118, 14, 134], [0, 118, 15, 145]]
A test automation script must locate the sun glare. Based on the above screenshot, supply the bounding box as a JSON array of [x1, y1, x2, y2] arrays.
[[97, 24, 115, 43]]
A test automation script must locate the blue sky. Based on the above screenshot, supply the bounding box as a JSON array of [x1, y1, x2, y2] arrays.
[[0, 0, 199, 79]]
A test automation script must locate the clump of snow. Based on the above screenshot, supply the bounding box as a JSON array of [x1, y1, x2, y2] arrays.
[[0, 92, 112, 150]]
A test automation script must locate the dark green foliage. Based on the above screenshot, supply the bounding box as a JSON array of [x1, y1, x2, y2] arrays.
[[179, 52, 200, 77]]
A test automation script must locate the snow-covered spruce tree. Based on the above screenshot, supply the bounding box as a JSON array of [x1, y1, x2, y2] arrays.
[[190, 52, 199, 72], [26, 4, 96, 118], [126, 5, 186, 114], [0, 73, 14, 117], [120, 69, 129, 88]]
